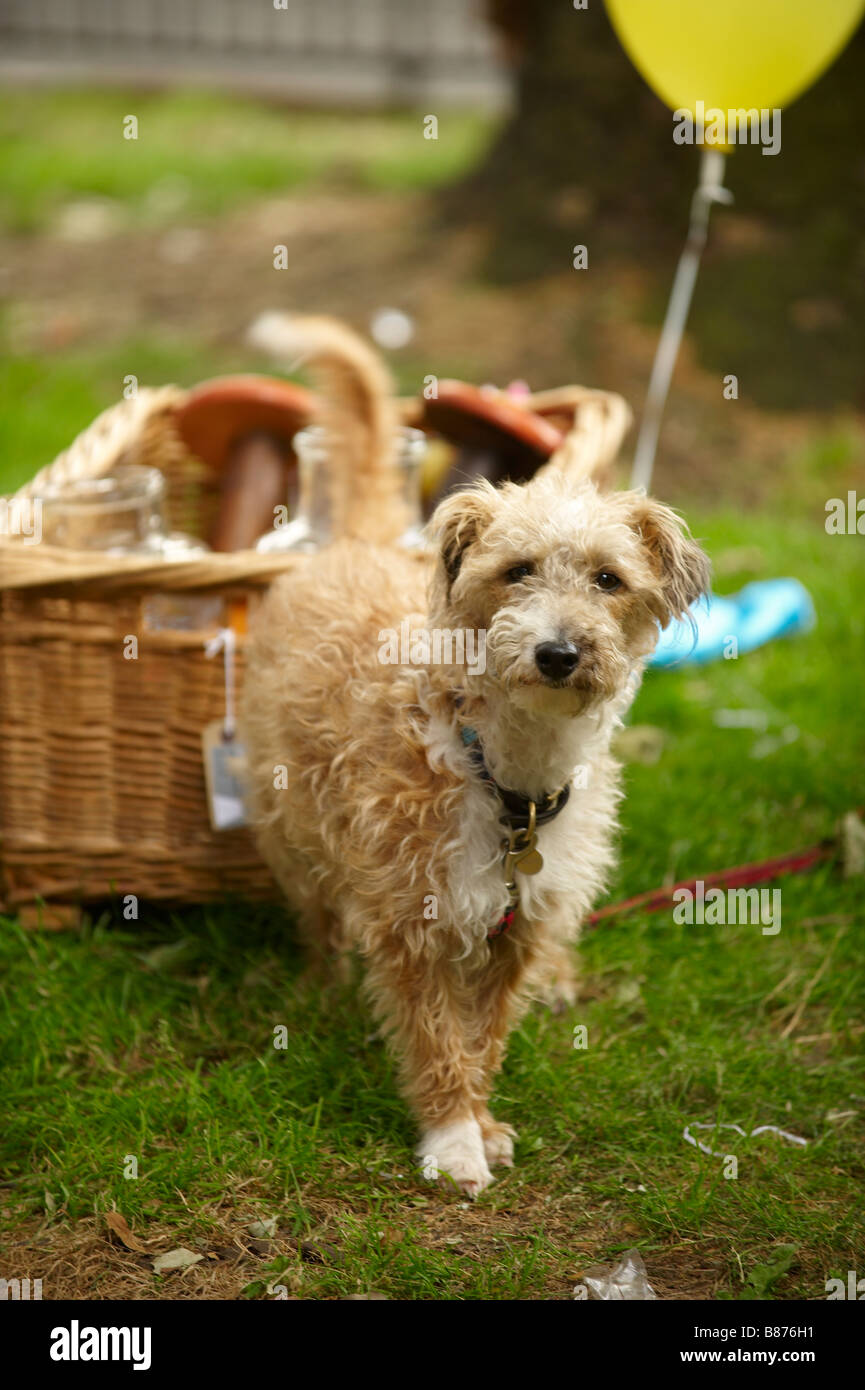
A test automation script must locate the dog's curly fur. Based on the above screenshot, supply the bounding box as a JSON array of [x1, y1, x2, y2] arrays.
[[243, 321, 710, 1196]]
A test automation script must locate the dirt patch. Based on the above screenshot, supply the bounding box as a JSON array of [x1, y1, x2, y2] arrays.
[[3, 188, 861, 509], [5, 1185, 732, 1301]]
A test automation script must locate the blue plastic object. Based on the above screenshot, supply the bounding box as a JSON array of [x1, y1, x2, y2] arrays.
[[648, 578, 816, 668]]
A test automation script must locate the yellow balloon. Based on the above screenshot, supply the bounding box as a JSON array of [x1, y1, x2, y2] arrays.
[[605, 0, 865, 114]]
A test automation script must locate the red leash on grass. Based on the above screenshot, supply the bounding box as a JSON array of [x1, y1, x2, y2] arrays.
[[585, 840, 836, 928]]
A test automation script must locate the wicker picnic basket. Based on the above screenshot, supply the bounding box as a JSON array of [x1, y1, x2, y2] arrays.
[[0, 380, 630, 920]]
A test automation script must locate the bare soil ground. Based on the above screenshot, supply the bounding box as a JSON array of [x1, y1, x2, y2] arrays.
[[4, 187, 861, 509]]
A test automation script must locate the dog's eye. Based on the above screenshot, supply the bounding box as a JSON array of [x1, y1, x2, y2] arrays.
[[595, 571, 622, 592], [506, 563, 534, 583]]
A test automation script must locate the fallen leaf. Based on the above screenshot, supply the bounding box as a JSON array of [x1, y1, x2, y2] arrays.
[[247, 1218, 278, 1239], [713, 708, 769, 731], [840, 810, 865, 878], [750, 725, 800, 760], [739, 1245, 797, 1299], [614, 978, 643, 1005], [152, 1248, 204, 1274], [105, 1211, 149, 1253], [140, 938, 199, 973], [612, 725, 665, 765], [713, 546, 766, 577]]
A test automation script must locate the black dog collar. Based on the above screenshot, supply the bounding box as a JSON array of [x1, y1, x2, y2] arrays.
[[453, 701, 573, 939], [460, 725, 571, 832]]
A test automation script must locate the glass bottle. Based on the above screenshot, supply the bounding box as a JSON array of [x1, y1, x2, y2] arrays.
[[255, 426, 428, 553], [38, 463, 208, 557]]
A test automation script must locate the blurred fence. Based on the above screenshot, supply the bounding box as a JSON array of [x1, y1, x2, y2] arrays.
[[0, 0, 511, 107]]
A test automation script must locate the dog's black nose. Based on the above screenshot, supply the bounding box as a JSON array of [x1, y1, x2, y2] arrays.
[[535, 641, 581, 681]]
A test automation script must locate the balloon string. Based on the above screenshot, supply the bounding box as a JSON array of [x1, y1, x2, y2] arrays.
[[630, 148, 733, 491]]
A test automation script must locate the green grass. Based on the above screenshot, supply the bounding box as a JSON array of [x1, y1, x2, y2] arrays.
[[0, 83, 861, 1302], [1, 511, 862, 1299], [0, 339, 256, 495], [0, 89, 495, 233]]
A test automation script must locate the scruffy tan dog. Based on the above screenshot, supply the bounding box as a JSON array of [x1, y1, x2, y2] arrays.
[[244, 318, 710, 1196]]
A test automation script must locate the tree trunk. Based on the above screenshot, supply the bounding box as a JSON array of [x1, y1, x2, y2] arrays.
[[448, 0, 865, 410]]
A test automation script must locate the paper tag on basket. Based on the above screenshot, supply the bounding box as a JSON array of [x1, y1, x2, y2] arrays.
[[201, 722, 248, 831], [202, 626, 248, 830]]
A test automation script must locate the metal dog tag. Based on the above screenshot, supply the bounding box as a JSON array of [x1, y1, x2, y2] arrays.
[[514, 846, 544, 875], [503, 835, 544, 880], [502, 800, 544, 883]]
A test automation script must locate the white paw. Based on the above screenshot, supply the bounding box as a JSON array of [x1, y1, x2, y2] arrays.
[[548, 980, 576, 1014], [481, 1121, 516, 1168], [537, 973, 577, 1014], [417, 1118, 494, 1198]]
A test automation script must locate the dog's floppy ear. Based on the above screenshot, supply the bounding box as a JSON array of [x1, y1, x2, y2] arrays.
[[624, 493, 711, 624], [430, 482, 497, 588]]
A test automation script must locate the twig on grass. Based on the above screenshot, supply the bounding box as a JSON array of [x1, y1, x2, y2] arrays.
[[779, 927, 846, 1041]]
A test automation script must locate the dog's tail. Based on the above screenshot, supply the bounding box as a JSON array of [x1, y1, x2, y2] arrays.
[[247, 312, 407, 543]]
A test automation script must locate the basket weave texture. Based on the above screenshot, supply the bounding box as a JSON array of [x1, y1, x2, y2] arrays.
[[1, 389, 305, 911], [0, 383, 630, 913]]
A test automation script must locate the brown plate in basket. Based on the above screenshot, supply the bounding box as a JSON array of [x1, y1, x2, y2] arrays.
[[417, 380, 563, 468], [175, 376, 317, 551], [175, 375, 316, 467]]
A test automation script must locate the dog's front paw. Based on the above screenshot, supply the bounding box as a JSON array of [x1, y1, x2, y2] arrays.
[[417, 1118, 493, 1198], [536, 961, 578, 1014], [545, 978, 577, 1015], [479, 1118, 516, 1168]]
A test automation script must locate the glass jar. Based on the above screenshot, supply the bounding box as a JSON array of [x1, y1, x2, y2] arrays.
[[255, 426, 428, 553], [38, 463, 208, 557]]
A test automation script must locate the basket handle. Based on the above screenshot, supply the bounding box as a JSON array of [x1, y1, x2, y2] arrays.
[[13, 386, 185, 500], [535, 389, 633, 485]]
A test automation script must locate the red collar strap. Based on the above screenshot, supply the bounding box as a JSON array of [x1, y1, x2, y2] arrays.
[[488, 906, 516, 940]]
